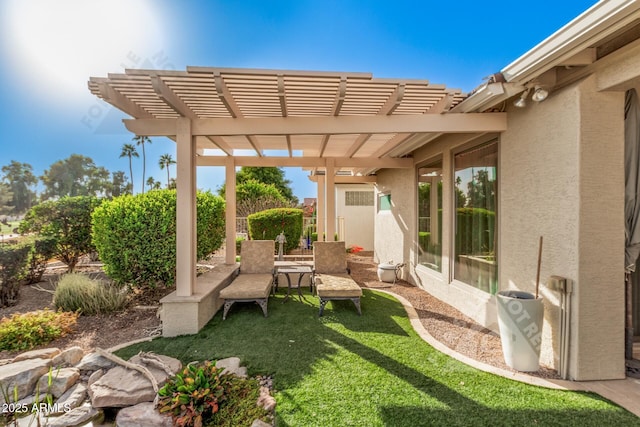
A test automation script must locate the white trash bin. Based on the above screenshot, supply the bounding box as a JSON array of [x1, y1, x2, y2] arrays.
[[496, 290, 544, 372]]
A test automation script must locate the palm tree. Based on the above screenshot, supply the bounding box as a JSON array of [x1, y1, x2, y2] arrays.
[[119, 144, 138, 194], [133, 135, 151, 194], [158, 154, 176, 188], [146, 176, 157, 191]]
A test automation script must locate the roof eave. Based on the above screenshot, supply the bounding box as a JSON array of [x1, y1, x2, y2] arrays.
[[453, 0, 640, 113]]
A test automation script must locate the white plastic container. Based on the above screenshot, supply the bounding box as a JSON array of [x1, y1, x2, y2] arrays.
[[496, 290, 544, 372], [377, 263, 397, 283]]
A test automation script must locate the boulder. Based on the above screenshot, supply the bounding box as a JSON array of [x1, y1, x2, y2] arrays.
[[52, 346, 85, 367], [76, 352, 116, 371], [216, 356, 247, 377], [88, 368, 104, 386], [89, 353, 182, 408], [36, 367, 80, 398], [115, 401, 173, 427], [12, 348, 61, 363], [0, 357, 51, 404], [55, 383, 87, 412], [45, 405, 104, 427]]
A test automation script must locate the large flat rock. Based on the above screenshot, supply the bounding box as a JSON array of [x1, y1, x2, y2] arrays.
[[0, 357, 52, 404]]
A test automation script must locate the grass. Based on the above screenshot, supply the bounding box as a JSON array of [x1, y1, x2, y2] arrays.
[[0, 220, 19, 234], [117, 289, 640, 426]]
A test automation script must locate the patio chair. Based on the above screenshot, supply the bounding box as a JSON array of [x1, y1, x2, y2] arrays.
[[312, 241, 362, 316], [219, 240, 275, 320]]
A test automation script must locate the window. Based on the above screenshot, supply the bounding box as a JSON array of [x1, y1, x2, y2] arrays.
[[345, 191, 374, 206], [417, 160, 442, 272], [379, 194, 392, 211], [454, 141, 498, 293]]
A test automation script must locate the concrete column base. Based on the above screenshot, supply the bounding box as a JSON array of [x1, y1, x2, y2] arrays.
[[160, 264, 239, 337]]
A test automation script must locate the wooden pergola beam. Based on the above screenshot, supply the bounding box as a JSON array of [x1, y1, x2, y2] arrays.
[[123, 113, 507, 136]]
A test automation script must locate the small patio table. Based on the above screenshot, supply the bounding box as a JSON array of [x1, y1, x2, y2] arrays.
[[277, 265, 313, 303]]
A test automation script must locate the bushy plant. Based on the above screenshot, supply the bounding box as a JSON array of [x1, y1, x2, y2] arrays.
[[0, 309, 78, 352], [24, 236, 57, 284], [0, 243, 31, 307], [158, 361, 229, 427], [53, 273, 127, 315], [158, 361, 269, 427], [247, 208, 303, 252], [19, 196, 102, 272], [91, 189, 225, 287]]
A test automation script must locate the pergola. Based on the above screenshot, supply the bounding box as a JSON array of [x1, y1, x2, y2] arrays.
[[88, 66, 507, 299]]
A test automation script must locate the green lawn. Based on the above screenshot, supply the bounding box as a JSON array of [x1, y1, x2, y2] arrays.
[[0, 220, 19, 235], [117, 289, 640, 427]]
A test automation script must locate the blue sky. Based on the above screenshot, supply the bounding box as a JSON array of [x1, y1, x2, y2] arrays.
[[0, 0, 598, 200]]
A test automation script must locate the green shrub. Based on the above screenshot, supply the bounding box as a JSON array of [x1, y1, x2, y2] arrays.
[[24, 236, 57, 284], [236, 236, 245, 255], [91, 189, 225, 287], [247, 208, 303, 252], [19, 196, 102, 272], [0, 309, 78, 352], [0, 243, 31, 307], [158, 361, 269, 427], [53, 273, 127, 315]]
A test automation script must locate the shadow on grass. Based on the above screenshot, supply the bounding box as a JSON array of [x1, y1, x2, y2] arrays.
[[117, 289, 640, 426]]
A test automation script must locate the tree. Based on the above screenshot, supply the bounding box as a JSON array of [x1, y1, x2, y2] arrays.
[[146, 176, 162, 191], [19, 196, 102, 272], [119, 144, 138, 194], [40, 154, 111, 200], [234, 180, 293, 217], [0, 183, 13, 216], [158, 153, 176, 188], [1, 161, 37, 214], [133, 135, 151, 194], [110, 171, 130, 198], [236, 167, 297, 202]]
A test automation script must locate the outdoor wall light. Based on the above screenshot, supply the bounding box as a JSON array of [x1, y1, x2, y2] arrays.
[[513, 88, 530, 108], [513, 84, 550, 108], [531, 85, 549, 102]]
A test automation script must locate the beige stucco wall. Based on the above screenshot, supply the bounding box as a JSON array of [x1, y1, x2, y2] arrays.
[[336, 184, 375, 250], [377, 75, 626, 380], [374, 168, 415, 278]]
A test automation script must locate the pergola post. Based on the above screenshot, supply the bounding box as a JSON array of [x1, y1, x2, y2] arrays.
[[175, 118, 196, 297], [326, 159, 336, 241], [225, 157, 237, 265], [317, 175, 325, 241]]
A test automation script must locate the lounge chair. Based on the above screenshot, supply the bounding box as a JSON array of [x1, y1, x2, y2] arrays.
[[219, 240, 275, 320], [312, 241, 362, 316]]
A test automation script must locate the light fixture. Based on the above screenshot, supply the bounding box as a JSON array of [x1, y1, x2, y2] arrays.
[[513, 88, 530, 108], [531, 85, 549, 102]]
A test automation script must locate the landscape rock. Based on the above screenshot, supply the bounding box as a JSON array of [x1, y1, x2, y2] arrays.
[[52, 346, 85, 367], [89, 353, 182, 408], [55, 383, 87, 412], [37, 367, 80, 398], [45, 405, 104, 427], [0, 357, 51, 404], [87, 368, 104, 386], [252, 419, 273, 427], [217, 356, 247, 377], [12, 347, 61, 363], [115, 401, 173, 427], [76, 352, 116, 371]]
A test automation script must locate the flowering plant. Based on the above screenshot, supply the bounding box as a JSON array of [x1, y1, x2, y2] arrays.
[[346, 245, 364, 254]]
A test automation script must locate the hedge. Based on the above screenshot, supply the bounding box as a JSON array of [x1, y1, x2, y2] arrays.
[[0, 243, 31, 307], [91, 189, 225, 287], [247, 208, 303, 253]]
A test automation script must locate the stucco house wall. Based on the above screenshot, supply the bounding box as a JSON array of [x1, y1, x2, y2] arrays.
[[378, 74, 626, 380], [500, 75, 625, 380], [374, 168, 415, 279], [336, 184, 375, 251]]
